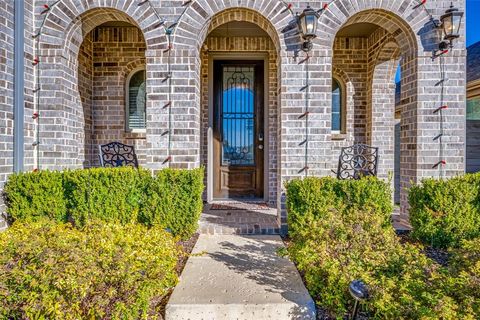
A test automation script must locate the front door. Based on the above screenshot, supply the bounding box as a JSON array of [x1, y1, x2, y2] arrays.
[[213, 60, 264, 199]]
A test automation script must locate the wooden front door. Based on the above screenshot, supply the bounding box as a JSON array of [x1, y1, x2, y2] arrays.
[[213, 60, 264, 199]]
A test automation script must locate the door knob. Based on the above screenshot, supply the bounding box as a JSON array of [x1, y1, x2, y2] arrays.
[[258, 145, 264, 150]]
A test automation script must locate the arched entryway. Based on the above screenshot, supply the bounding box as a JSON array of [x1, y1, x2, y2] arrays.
[[331, 9, 418, 215], [77, 18, 147, 167], [199, 9, 281, 207], [36, 3, 159, 170]]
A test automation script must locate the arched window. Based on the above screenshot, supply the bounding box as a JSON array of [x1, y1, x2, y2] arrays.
[[332, 78, 344, 132], [126, 68, 146, 131]]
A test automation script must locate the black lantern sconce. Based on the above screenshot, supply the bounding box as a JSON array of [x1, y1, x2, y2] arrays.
[[297, 6, 320, 52], [438, 2, 464, 50]]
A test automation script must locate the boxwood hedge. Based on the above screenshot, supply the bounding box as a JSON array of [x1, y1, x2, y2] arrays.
[[3, 167, 204, 239], [409, 173, 480, 248]]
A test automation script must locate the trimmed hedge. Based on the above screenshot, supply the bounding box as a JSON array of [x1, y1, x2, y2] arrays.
[[64, 167, 151, 226], [4, 170, 67, 223], [286, 177, 479, 319], [141, 168, 204, 239], [4, 167, 204, 239], [286, 176, 393, 240], [0, 219, 180, 319], [409, 173, 480, 248]]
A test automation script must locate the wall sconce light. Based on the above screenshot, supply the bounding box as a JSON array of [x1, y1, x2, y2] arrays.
[[438, 2, 464, 50], [297, 6, 319, 52]]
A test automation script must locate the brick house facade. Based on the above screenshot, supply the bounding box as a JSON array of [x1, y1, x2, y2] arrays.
[[0, 0, 467, 231]]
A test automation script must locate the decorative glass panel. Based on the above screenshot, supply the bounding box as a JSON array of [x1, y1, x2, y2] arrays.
[[221, 66, 255, 166], [332, 78, 342, 131], [128, 70, 146, 129]]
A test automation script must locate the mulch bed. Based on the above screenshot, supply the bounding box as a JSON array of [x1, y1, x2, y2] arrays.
[[396, 230, 450, 266], [157, 233, 200, 319]]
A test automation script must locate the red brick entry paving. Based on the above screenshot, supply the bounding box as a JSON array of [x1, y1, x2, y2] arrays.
[[199, 202, 280, 235]]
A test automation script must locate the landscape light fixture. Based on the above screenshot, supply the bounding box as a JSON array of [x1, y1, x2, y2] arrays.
[[297, 6, 319, 52], [349, 280, 369, 320]]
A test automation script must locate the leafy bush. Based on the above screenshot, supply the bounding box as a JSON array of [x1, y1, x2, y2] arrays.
[[0, 219, 180, 320], [286, 177, 479, 319], [440, 238, 480, 316], [141, 168, 204, 239], [4, 167, 205, 239], [64, 167, 152, 226], [409, 173, 480, 248], [3, 170, 67, 223], [286, 176, 393, 240]]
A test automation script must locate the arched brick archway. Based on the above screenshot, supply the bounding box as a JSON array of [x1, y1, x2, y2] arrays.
[[173, 2, 289, 53], [329, 4, 465, 218], [198, 8, 282, 207], [36, 3, 161, 169]]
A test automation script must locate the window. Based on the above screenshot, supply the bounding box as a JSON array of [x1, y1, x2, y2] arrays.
[[332, 78, 344, 132], [126, 69, 146, 131], [467, 97, 480, 120]]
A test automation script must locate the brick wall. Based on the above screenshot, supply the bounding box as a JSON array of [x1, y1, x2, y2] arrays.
[[0, 0, 467, 230]]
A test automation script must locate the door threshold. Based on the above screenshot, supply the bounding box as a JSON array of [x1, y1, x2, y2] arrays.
[[210, 198, 266, 203]]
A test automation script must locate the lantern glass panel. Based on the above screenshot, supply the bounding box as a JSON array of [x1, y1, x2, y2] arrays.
[[299, 16, 307, 37], [305, 14, 317, 35], [453, 13, 462, 36], [442, 14, 453, 38]]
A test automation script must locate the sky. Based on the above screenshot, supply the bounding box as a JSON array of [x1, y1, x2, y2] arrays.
[[467, 0, 480, 47]]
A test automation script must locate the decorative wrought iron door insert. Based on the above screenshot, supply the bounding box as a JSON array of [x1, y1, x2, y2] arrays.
[[221, 66, 255, 166]]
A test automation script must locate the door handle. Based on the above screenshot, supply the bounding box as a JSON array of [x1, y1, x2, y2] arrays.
[[258, 133, 264, 142], [258, 145, 264, 150]]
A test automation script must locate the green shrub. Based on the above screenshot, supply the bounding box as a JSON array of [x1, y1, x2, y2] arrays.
[[285, 177, 479, 319], [440, 238, 480, 317], [0, 219, 179, 320], [287, 207, 452, 319], [141, 168, 204, 239], [4, 170, 67, 223], [286, 176, 393, 240], [64, 167, 152, 226], [409, 173, 480, 248], [4, 167, 205, 239]]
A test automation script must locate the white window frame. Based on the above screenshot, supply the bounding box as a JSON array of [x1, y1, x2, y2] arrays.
[[125, 66, 147, 133]]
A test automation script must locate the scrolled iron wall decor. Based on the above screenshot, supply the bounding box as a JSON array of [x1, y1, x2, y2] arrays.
[[336, 144, 379, 180], [98, 142, 139, 168]]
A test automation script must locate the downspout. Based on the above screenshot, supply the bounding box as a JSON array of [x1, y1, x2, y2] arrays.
[[13, 0, 25, 172]]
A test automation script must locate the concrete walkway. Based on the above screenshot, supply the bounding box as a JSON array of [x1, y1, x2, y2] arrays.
[[166, 234, 316, 320]]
